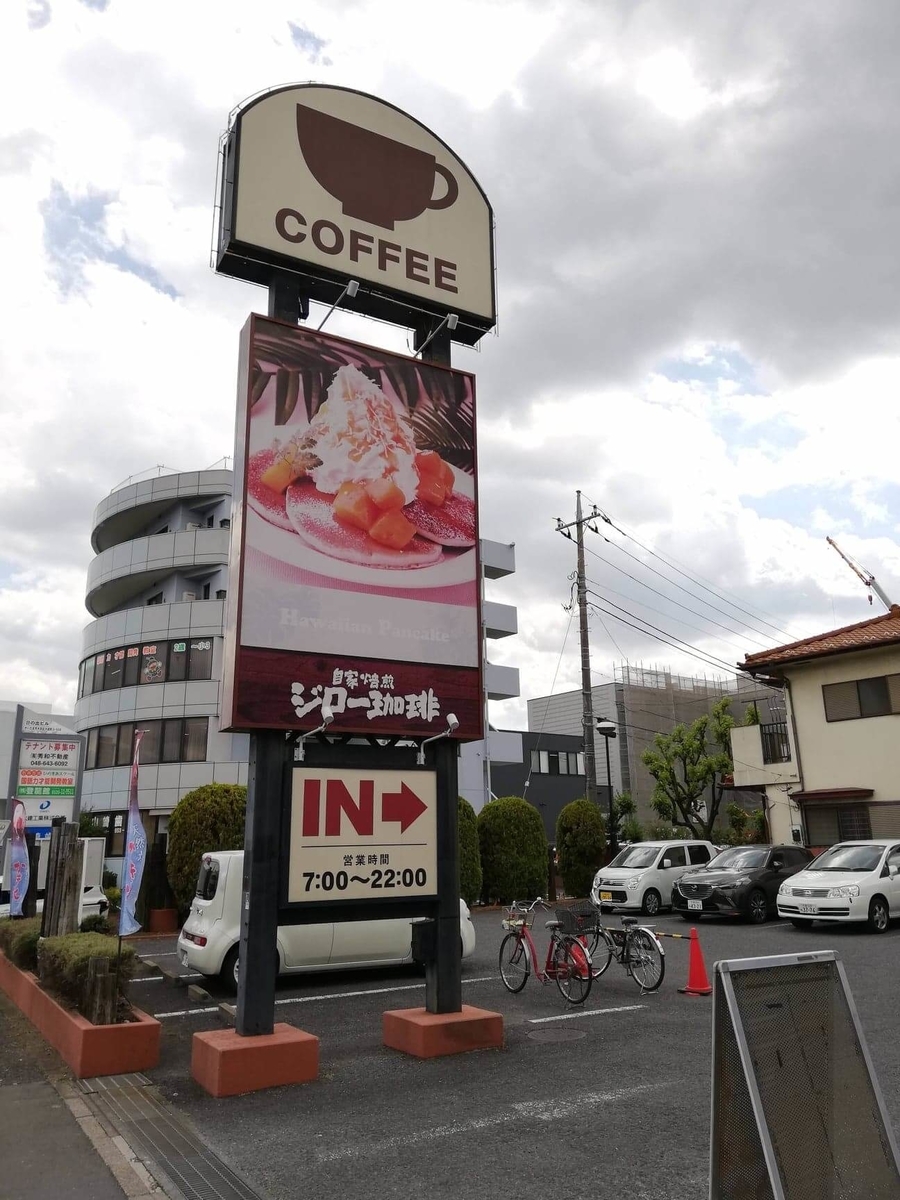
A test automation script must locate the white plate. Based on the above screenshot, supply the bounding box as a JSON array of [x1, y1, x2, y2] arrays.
[[798, 905, 818, 914], [687, 899, 703, 911], [247, 467, 476, 590]]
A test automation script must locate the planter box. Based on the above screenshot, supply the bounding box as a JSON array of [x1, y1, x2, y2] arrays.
[[0, 950, 160, 1078], [147, 908, 179, 934]]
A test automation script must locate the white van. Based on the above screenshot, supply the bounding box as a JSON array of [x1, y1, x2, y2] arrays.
[[590, 840, 717, 916], [178, 850, 477, 991], [0, 836, 108, 924]]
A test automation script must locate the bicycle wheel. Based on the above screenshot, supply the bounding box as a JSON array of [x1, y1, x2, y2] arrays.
[[499, 933, 530, 993], [627, 929, 665, 993], [588, 929, 614, 978], [553, 938, 593, 1005]]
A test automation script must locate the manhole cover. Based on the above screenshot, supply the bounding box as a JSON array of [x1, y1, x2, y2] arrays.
[[528, 1028, 587, 1043]]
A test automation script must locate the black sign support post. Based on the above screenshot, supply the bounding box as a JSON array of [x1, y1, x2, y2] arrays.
[[426, 739, 462, 1013], [235, 730, 283, 1036]]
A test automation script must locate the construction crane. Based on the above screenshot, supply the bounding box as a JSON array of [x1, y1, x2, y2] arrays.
[[826, 537, 893, 611]]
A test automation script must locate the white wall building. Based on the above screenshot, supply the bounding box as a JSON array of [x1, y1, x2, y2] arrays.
[[74, 469, 521, 861]]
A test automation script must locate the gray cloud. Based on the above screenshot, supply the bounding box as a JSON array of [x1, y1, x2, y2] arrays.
[[41, 181, 179, 297]]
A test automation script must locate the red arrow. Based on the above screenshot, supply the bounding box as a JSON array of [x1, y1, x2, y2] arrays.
[[382, 783, 427, 833]]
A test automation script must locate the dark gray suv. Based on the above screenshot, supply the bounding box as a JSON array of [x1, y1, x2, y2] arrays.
[[672, 844, 813, 924]]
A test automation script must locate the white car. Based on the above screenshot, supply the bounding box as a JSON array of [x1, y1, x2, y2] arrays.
[[777, 840, 900, 933], [590, 840, 717, 916], [178, 850, 477, 991]]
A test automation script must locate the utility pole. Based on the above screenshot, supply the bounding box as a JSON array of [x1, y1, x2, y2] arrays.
[[556, 492, 602, 806]]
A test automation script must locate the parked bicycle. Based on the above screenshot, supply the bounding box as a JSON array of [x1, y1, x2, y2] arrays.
[[556, 901, 666, 994], [498, 898, 593, 1004]]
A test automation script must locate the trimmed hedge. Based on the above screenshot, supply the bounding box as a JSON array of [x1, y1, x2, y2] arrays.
[[477, 796, 548, 905], [458, 797, 482, 907], [167, 783, 247, 917], [0, 917, 43, 972], [38, 933, 135, 1014], [556, 799, 606, 899]]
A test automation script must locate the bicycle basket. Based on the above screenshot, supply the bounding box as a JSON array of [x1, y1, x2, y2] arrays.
[[554, 902, 599, 935], [502, 906, 528, 931]]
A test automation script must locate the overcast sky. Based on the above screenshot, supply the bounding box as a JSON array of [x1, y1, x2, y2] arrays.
[[3, 0, 900, 729]]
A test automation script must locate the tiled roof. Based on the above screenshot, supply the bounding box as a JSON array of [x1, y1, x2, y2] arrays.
[[741, 605, 900, 672]]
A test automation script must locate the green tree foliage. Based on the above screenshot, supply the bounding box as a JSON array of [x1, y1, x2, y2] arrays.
[[743, 703, 761, 725], [477, 796, 548, 905], [166, 784, 247, 917], [641, 697, 735, 840], [457, 796, 483, 906], [556, 799, 606, 898]]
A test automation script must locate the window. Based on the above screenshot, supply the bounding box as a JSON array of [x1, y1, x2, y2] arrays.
[[96, 725, 117, 769], [123, 646, 140, 687], [105, 648, 126, 690], [206, 515, 215, 528], [688, 844, 711, 865], [539, 751, 549, 774], [202, 582, 211, 600], [85, 727, 98, 770], [558, 753, 568, 774], [109, 813, 127, 856], [92, 653, 106, 693], [530, 750, 540, 773], [823, 675, 900, 722], [161, 720, 182, 763], [662, 845, 687, 867], [188, 639, 213, 680], [837, 806, 872, 841], [140, 644, 167, 685], [196, 858, 220, 900], [182, 717, 209, 761], [137, 720, 162, 764], [116, 723, 134, 766], [168, 641, 188, 683], [886, 846, 900, 872], [859, 677, 890, 718], [146, 592, 165, 605]]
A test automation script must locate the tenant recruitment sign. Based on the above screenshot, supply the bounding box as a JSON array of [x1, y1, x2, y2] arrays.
[[221, 318, 483, 739], [216, 85, 496, 343]]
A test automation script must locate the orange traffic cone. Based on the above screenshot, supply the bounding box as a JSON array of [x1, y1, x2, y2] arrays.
[[678, 926, 712, 996]]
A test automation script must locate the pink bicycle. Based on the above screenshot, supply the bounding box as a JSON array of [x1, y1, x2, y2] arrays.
[[498, 898, 593, 1005]]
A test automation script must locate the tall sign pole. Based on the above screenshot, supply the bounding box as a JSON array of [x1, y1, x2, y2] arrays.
[[215, 85, 496, 1042], [556, 493, 602, 806]]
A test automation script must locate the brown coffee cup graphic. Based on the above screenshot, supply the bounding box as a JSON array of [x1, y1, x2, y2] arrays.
[[295, 103, 459, 230]]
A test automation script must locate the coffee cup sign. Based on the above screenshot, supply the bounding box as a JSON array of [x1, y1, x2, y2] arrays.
[[295, 104, 459, 230], [217, 85, 495, 341]]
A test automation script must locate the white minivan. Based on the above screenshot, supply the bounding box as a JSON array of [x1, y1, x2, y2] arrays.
[[590, 840, 718, 916], [178, 850, 477, 991]]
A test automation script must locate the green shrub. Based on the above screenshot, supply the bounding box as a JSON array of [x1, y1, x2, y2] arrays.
[[477, 796, 548, 905], [79, 914, 111, 935], [458, 797, 483, 906], [166, 784, 247, 917], [102, 869, 118, 890], [38, 934, 135, 1015], [556, 799, 606, 898], [0, 917, 43, 971], [104, 887, 121, 912], [621, 816, 644, 843]]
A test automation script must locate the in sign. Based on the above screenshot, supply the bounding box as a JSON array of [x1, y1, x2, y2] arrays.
[[288, 768, 437, 904]]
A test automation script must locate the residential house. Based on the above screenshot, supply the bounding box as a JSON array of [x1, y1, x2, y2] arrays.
[[732, 606, 900, 848]]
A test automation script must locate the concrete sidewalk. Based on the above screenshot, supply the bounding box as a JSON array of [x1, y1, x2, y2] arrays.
[[0, 992, 159, 1200]]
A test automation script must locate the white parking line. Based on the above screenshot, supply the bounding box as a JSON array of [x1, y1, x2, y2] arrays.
[[132, 974, 202, 984], [316, 1083, 669, 1163], [153, 973, 495, 1019], [529, 1005, 644, 1024]]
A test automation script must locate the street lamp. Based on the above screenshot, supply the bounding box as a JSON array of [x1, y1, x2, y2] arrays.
[[595, 718, 618, 856]]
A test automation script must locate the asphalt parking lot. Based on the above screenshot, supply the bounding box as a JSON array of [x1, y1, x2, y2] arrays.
[[127, 909, 900, 1200]]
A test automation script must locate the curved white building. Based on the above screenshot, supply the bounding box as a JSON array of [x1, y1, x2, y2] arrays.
[[74, 468, 521, 867], [74, 468, 249, 865]]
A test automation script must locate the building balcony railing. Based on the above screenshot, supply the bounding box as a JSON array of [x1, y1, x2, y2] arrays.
[[760, 721, 791, 765]]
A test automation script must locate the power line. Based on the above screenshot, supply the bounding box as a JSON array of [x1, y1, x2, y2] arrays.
[[582, 541, 772, 651], [587, 597, 747, 677], [580, 497, 798, 642], [585, 573, 762, 656]]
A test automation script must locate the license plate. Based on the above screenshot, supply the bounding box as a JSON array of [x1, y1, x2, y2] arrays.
[[798, 904, 817, 915], [688, 899, 703, 911], [600, 891, 612, 902]]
